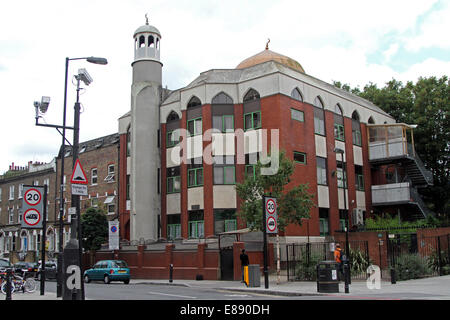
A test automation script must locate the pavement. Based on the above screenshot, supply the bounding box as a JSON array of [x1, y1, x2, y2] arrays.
[[5, 274, 450, 300]]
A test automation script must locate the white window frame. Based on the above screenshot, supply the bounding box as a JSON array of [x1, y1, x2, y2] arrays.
[[9, 185, 14, 200], [91, 168, 98, 185], [104, 164, 115, 183], [18, 184, 24, 199]]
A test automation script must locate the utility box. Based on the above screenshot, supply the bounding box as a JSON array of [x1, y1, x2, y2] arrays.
[[248, 264, 261, 287], [316, 261, 340, 293]]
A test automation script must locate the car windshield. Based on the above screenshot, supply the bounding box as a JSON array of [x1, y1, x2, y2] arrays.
[[0, 260, 11, 268], [111, 261, 128, 268]]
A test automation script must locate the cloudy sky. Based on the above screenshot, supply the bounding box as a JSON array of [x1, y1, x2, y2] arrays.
[[0, 0, 449, 174]]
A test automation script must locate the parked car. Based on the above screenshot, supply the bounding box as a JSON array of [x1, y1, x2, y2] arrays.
[[13, 262, 39, 278], [83, 260, 130, 284], [37, 260, 57, 280]]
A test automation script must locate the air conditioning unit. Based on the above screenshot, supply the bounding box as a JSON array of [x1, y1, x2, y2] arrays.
[[352, 208, 365, 226]]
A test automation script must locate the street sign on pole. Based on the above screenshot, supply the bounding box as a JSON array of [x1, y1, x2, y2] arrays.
[[21, 186, 44, 229], [70, 159, 88, 184], [109, 220, 120, 250], [264, 197, 278, 234], [71, 184, 88, 196]]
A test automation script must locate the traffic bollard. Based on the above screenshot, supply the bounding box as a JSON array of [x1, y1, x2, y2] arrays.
[[169, 264, 173, 283], [344, 263, 350, 294], [5, 269, 12, 300], [391, 268, 396, 284]]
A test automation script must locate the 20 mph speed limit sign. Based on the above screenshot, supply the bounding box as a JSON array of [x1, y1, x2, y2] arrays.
[[264, 196, 278, 234], [21, 185, 46, 229]]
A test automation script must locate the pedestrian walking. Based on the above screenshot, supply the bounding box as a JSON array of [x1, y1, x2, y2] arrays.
[[334, 243, 344, 280], [240, 249, 249, 283]]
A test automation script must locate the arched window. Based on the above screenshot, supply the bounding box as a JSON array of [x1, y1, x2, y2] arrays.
[[212, 92, 233, 104], [167, 111, 180, 122], [126, 126, 131, 157], [187, 96, 202, 109], [243, 89, 260, 102], [352, 111, 362, 146], [313, 96, 325, 135], [139, 35, 145, 48], [243, 89, 261, 130], [212, 93, 234, 132], [187, 96, 202, 136], [334, 104, 344, 141], [314, 96, 324, 109], [166, 112, 181, 148], [368, 116, 375, 124], [148, 35, 154, 47], [291, 88, 303, 102]]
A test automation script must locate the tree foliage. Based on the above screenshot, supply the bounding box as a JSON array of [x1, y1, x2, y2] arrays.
[[334, 76, 450, 218], [236, 150, 315, 231], [81, 207, 108, 251]]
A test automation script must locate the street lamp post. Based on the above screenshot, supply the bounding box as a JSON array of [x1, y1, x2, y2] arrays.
[[34, 56, 107, 299], [334, 147, 350, 293]]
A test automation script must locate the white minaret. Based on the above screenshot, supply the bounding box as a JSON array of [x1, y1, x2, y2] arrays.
[[130, 16, 162, 243]]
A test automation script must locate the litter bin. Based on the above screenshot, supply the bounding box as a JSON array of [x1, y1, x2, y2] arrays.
[[248, 264, 261, 287], [316, 261, 340, 293]]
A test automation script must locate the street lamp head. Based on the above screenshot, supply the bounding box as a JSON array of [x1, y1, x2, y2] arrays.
[[86, 56, 108, 65]]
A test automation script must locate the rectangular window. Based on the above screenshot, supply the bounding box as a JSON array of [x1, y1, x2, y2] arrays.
[[167, 223, 181, 240], [167, 129, 180, 147], [244, 111, 261, 130], [8, 208, 14, 224], [291, 108, 304, 122], [91, 197, 98, 207], [245, 165, 256, 180], [18, 184, 24, 199], [105, 164, 115, 183], [314, 108, 325, 135], [339, 210, 348, 232], [336, 161, 347, 188], [187, 117, 202, 136], [214, 209, 237, 235], [9, 185, 14, 200], [189, 210, 204, 239], [316, 157, 327, 185], [294, 151, 306, 164], [319, 208, 330, 236], [188, 168, 203, 187], [91, 168, 98, 185], [355, 165, 364, 191], [352, 120, 362, 146], [213, 115, 234, 132], [107, 204, 115, 215], [126, 175, 130, 200], [334, 124, 345, 141]]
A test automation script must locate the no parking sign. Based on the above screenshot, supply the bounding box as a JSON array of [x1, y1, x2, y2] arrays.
[[109, 220, 120, 250]]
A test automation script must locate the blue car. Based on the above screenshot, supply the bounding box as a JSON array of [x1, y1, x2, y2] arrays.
[[83, 260, 130, 284]]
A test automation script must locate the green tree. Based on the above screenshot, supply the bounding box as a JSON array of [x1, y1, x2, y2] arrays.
[[236, 150, 315, 231], [81, 207, 108, 251]]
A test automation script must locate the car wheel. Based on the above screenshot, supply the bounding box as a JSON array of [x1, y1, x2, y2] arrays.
[[123, 279, 130, 284], [84, 275, 90, 283], [104, 275, 110, 284]]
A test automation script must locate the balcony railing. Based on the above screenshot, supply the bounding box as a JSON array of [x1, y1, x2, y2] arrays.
[[372, 182, 411, 205]]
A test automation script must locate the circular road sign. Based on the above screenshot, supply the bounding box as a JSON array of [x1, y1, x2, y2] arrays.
[[24, 188, 42, 206], [266, 198, 276, 215], [23, 208, 41, 226], [267, 216, 277, 232], [111, 225, 118, 233]]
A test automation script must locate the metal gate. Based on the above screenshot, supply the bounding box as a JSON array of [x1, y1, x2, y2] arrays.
[[220, 246, 234, 280]]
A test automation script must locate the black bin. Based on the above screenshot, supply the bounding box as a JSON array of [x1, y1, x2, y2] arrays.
[[316, 261, 340, 293]]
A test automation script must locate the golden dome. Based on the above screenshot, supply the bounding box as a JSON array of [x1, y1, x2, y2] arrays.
[[236, 47, 305, 73]]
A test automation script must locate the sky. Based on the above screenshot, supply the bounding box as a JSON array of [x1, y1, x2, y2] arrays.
[[0, 0, 449, 174]]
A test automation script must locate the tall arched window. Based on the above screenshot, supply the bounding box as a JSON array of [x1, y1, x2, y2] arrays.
[[334, 104, 345, 141], [313, 96, 325, 135], [212, 92, 234, 132], [243, 89, 261, 130], [166, 111, 181, 148], [187, 96, 202, 136], [291, 88, 303, 102], [148, 35, 154, 47], [352, 111, 362, 146], [126, 126, 131, 157]]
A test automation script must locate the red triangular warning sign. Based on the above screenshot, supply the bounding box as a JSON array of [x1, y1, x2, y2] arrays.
[[71, 159, 88, 185]]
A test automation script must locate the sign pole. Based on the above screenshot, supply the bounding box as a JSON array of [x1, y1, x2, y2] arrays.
[[262, 195, 269, 289], [40, 185, 47, 295]]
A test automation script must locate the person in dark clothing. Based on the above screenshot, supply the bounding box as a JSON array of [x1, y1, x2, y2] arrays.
[[240, 249, 249, 283]]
